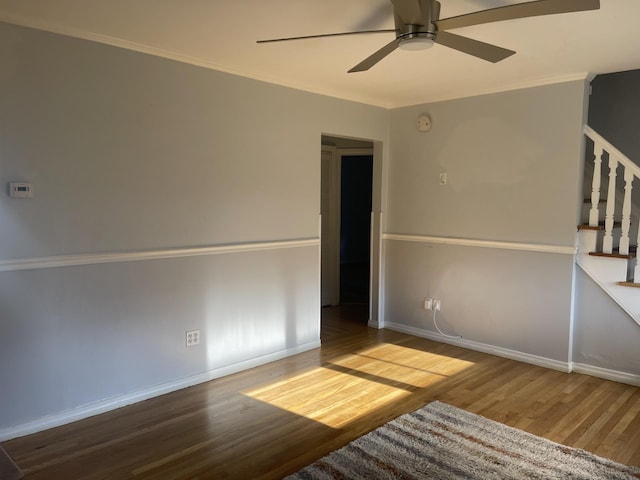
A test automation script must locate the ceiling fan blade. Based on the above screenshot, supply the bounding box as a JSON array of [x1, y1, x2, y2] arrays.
[[390, 0, 426, 25], [436, 0, 599, 31], [435, 31, 515, 63], [348, 39, 399, 73], [257, 29, 395, 44]]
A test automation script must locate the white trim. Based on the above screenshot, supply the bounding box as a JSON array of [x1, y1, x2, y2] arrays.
[[369, 210, 385, 330], [384, 321, 572, 373], [0, 238, 319, 272], [336, 148, 374, 157], [0, 340, 321, 442], [567, 262, 578, 366], [571, 363, 640, 387], [383, 233, 576, 255], [320, 145, 340, 307], [377, 211, 387, 329], [367, 210, 380, 329], [401, 73, 590, 109]]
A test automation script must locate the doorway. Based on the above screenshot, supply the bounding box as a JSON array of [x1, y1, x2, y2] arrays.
[[321, 135, 380, 326]]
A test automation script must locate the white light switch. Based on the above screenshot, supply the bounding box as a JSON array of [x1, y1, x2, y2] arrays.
[[439, 173, 448, 185]]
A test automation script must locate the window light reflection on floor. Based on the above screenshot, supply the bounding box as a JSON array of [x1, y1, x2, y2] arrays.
[[243, 343, 475, 428]]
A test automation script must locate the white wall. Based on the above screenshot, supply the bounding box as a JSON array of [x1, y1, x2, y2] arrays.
[[0, 22, 389, 437], [383, 81, 588, 365]]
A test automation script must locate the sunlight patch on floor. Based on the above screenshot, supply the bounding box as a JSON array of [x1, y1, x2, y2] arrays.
[[242, 343, 474, 428]]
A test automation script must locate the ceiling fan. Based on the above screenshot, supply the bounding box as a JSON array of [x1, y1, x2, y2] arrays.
[[257, 0, 600, 72]]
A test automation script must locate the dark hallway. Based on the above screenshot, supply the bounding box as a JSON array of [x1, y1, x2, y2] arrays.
[[339, 155, 373, 305]]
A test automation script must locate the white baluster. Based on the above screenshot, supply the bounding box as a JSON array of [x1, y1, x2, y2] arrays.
[[602, 154, 618, 254], [619, 169, 633, 255], [589, 144, 604, 226]]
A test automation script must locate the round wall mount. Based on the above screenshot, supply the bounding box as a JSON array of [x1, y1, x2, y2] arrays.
[[417, 114, 432, 132]]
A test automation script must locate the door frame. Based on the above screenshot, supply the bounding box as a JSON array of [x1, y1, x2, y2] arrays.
[[321, 145, 340, 306], [320, 137, 383, 327]]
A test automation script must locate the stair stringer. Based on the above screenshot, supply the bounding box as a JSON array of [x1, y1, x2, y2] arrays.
[[576, 229, 640, 326]]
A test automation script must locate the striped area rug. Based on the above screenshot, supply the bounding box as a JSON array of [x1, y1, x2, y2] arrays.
[[286, 401, 640, 479]]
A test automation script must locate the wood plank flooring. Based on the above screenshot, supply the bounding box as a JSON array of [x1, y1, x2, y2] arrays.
[[3, 305, 640, 479]]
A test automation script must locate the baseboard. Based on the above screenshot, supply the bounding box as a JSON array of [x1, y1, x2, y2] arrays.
[[384, 322, 572, 373], [0, 340, 321, 442], [571, 362, 640, 386]]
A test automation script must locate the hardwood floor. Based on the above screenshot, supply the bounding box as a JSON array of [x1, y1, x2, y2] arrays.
[[3, 305, 640, 479]]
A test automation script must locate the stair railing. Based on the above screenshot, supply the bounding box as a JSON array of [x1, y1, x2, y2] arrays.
[[584, 125, 640, 280]]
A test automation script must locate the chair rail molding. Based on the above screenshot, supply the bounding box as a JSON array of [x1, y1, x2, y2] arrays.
[[0, 238, 320, 272]]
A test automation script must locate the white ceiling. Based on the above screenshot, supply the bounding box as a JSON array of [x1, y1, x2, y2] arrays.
[[0, 0, 638, 108]]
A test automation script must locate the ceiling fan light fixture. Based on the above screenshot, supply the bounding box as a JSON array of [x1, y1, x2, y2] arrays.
[[397, 29, 436, 51], [398, 36, 434, 51]]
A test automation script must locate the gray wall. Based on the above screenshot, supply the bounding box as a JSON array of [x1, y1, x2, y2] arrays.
[[0, 249, 319, 424], [589, 69, 640, 162], [573, 268, 640, 374], [384, 241, 576, 361], [0, 22, 389, 433], [384, 81, 588, 362], [387, 82, 586, 245]]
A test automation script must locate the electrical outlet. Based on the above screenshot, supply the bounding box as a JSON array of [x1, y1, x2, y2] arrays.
[[424, 298, 433, 310], [186, 329, 200, 347], [434, 299, 441, 311]]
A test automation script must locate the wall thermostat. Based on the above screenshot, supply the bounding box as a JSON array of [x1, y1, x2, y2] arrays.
[[9, 182, 34, 198], [417, 114, 432, 132]]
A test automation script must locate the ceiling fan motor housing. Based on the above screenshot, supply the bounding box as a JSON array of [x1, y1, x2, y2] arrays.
[[395, 0, 440, 47]]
